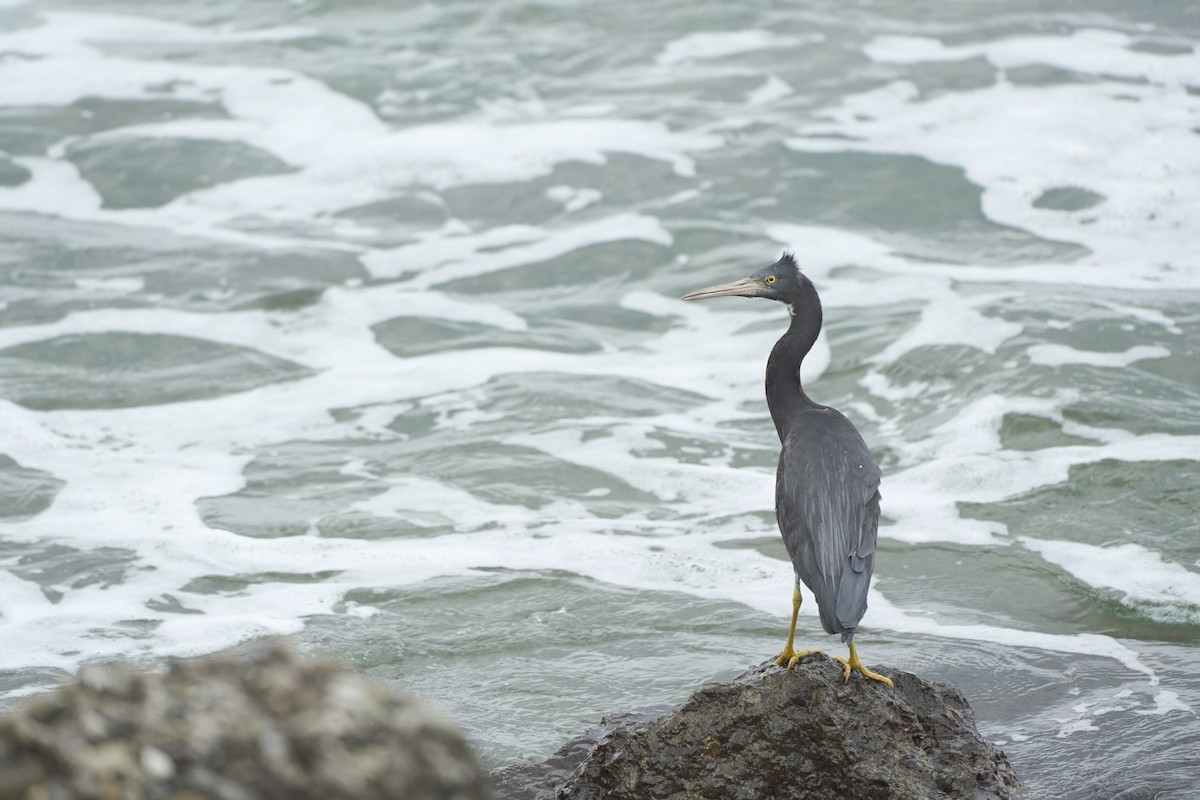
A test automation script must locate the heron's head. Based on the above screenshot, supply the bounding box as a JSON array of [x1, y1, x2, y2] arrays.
[[680, 252, 813, 306]]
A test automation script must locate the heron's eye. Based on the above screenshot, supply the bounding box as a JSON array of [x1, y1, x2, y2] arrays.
[[766, 275, 776, 284]]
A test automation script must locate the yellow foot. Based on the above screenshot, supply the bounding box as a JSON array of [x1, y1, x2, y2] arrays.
[[832, 644, 894, 688], [773, 646, 820, 670]]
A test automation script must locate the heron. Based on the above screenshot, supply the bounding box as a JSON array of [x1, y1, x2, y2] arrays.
[[681, 252, 892, 687]]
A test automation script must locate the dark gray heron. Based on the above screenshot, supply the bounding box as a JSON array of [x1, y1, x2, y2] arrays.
[[682, 252, 892, 686]]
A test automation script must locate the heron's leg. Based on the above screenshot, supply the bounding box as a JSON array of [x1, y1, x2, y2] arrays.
[[773, 586, 819, 670], [832, 642, 894, 687]]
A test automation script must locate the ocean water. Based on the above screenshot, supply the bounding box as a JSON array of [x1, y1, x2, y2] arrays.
[[1, 0, 1198, 796]]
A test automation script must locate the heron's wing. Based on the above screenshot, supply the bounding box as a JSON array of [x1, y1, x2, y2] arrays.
[[777, 410, 882, 636]]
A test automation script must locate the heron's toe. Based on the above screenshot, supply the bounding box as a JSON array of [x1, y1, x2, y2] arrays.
[[774, 646, 820, 670], [833, 653, 895, 688], [857, 665, 894, 687]]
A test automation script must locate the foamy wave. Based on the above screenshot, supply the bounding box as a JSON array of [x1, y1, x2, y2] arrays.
[[789, 29, 1200, 286], [0, 10, 721, 248], [657, 30, 819, 65], [1021, 539, 1200, 625], [1027, 344, 1170, 368]]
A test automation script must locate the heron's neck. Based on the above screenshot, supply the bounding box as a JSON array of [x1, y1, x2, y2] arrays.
[[764, 300, 822, 441]]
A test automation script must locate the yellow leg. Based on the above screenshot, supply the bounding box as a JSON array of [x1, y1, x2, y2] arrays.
[[773, 587, 819, 669], [832, 641, 894, 687]]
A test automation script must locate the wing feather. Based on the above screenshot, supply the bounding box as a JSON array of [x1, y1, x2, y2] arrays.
[[775, 408, 881, 640]]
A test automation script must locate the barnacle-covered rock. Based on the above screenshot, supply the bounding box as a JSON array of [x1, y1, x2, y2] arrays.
[[493, 654, 1023, 800], [0, 642, 491, 800]]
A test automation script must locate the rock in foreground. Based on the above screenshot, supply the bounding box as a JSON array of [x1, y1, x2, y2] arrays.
[[0, 643, 491, 800], [493, 654, 1023, 800]]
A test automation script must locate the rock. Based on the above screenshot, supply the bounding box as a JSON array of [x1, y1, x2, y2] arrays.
[[492, 654, 1023, 800], [0, 642, 492, 800]]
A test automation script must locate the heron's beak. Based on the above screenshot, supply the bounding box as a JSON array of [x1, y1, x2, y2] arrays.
[[680, 276, 766, 301]]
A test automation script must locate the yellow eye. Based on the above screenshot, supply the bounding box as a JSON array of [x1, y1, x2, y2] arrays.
[[766, 275, 776, 284]]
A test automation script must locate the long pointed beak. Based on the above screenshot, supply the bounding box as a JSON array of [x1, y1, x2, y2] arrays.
[[680, 276, 766, 301]]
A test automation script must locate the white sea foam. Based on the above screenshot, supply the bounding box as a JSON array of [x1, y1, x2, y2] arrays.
[[0, 13, 336, 109], [789, 30, 1200, 286], [546, 185, 602, 212], [73, 277, 145, 294], [1056, 719, 1099, 738], [656, 30, 816, 66], [367, 213, 675, 285], [0, 10, 720, 251], [864, 591, 1157, 683], [1136, 690, 1192, 716], [865, 29, 1200, 87], [0, 156, 103, 216], [876, 290, 1022, 364], [1020, 539, 1200, 624], [1026, 343, 1170, 368], [763, 224, 1026, 363], [1042, 684, 1193, 736], [884, 392, 1200, 551], [746, 75, 794, 106]]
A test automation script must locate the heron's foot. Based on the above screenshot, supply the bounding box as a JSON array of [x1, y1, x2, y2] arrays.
[[832, 650, 894, 688], [773, 646, 820, 670]]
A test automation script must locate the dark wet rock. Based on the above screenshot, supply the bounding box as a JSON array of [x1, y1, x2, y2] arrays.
[[0, 642, 492, 800], [493, 654, 1023, 800]]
